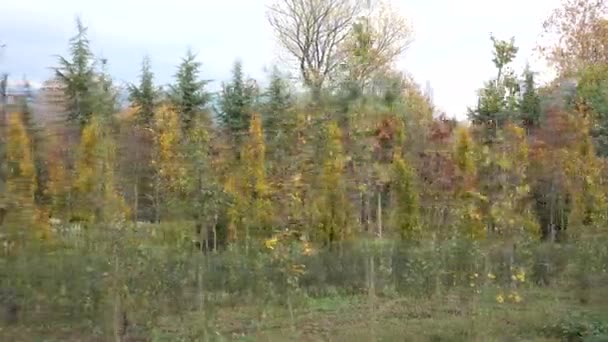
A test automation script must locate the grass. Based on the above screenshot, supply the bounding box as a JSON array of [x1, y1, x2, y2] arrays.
[[1, 225, 607, 341]]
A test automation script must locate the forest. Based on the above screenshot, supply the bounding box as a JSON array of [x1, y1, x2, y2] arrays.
[[1, 0, 608, 340]]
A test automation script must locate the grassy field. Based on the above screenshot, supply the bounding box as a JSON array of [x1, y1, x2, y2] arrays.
[[1, 225, 607, 341]]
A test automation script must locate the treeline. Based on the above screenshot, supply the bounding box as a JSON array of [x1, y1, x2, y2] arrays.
[[1, 0, 608, 253]]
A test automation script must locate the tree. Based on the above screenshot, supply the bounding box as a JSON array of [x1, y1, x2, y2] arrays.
[[338, 0, 413, 93], [469, 35, 520, 142], [267, 0, 360, 97], [129, 55, 158, 127], [539, 0, 608, 75], [170, 49, 210, 132], [263, 66, 294, 134], [519, 65, 541, 131], [55, 17, 97, 127], [314, 121, 351, 246], [391, 156, 420, 240], [4, 112, 36, 231], [218, 60, 258, 141], [241, 113, 274, 244], [72, 116, 128, 223], [151, 104, 184, 222]]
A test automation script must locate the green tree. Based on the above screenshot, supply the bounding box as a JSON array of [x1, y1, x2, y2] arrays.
[[469, 35, 520, 141], [170, 49, 210, 132], [519, 65, 541, 131], [262, 66, 293, 134], [218, 60, 258, 139], [129, 55, 159, 127], [55, 17, 97, 127]]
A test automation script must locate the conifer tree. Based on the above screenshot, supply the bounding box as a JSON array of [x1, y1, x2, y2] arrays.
[[263, 66, 293, 134], [219, 60, 258, 138], [169, 49, 210, 132], [519, 65, 541, 131], [55, 17, 97, 127], [128, 55, 158, 127]]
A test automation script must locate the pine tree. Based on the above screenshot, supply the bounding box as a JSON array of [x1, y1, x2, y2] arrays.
[[263, 66, 293, 134], [55, 17, 97, 127], [170, 49, 210, 132], [219, 60, 259, 143], [129, 55, 158, 127], [519, 65, 541, 131]]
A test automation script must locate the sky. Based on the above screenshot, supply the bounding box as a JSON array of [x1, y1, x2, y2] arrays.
[[0, 0, 560, 119]]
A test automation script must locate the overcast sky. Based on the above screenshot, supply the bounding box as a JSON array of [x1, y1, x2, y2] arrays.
[[0, 0, 560, 119]]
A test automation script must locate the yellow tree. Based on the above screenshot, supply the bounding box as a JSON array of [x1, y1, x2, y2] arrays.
[[4, 112, 37, 237], [151, 104, 184, 221], [45, 131, 72, 222], [391, 155, 420, 241], [453, 126, 485, 240], [73, 115, 128, 223], [314, 121, 351, 246], [241, 113, 273, 243]]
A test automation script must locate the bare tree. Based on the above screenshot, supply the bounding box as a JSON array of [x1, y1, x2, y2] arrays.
[[339, 0, 413, 91], [267, 0, 361, 97]]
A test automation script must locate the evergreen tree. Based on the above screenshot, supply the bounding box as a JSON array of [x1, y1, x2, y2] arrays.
[[468, 35, 520, 142], [519, 65, 541, 131], [218, 60, 258, 142], [55, 17, 97, 127], [263, 66, 293, 134], [128, 55, 158, 126], [169, 49, 210, 132]]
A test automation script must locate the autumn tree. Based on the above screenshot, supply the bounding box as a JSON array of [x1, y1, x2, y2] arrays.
[[314, 121, 351, 246], [391, 155, 420, 240], [539, 0, 608, 76], [267, 0, 360, 98], [338, 0, 413, 95], [241, 113, 274, 245], [4, 113, 37, 232], [151, 104, 184, 221], [170, 49, 210, 132], [72, 115, 127, 223]]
